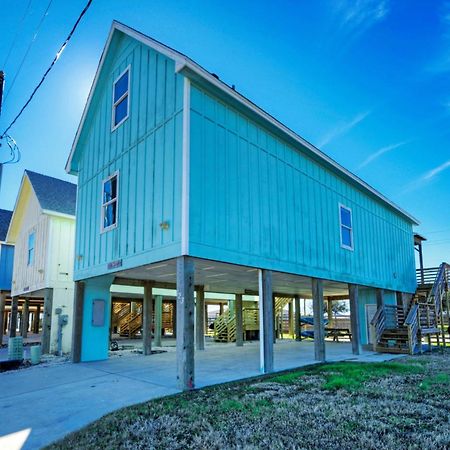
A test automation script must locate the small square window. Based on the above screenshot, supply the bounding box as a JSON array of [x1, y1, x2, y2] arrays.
[[339, 204, 353, 250], [102, 173, 118, 231], [112, 67, 130, 129], [28, 232, 35, 265]]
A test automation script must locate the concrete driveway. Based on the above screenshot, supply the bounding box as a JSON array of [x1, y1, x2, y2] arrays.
[[0, 340, 401, 449]]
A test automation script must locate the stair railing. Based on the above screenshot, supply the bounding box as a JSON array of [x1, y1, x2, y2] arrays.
[[370, 305, 386, 350], [404, 302, 419, 354]]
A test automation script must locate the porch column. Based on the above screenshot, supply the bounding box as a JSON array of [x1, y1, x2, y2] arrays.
[[288, 300, 294, 338], [41, 288, 53, 354], [143, 282, 153, 356], [195, 286, 205, 351], [0, 292, 5, 344], [176, 256, 195, 390], [294, 295, 301, 341], [9, 296, 19, 338], [21, 298, 29, 338], [235, 294, 243, 347], [154, 295, 163, 347], [33, 303, 41, 333], [72, 281, 84, 363], [376, 289, 384, 309], [312, 278, 325, 362], [258, 269, 274, 373], [348, 284, 362, 355]]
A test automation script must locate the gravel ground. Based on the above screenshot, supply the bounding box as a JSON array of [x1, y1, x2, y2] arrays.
[[47, 352, 450, 450]]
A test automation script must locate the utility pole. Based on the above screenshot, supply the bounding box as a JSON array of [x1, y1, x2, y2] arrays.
[[0, 70, 4, 192]]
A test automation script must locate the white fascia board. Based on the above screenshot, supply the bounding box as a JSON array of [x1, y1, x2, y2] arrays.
[[42, 210, 76, 221]]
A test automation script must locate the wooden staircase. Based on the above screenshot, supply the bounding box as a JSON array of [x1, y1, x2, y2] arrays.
[[213, 297, 292, 343], [119, 306, 143, 337], [371, 262, 449, 354]]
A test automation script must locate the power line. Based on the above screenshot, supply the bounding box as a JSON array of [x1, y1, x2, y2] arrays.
[[0, 0, 93, 139], [4, 0, 54, 103], [2, 0, 34, 68]]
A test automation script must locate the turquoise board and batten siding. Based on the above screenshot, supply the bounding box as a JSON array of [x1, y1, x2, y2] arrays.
[[0, 244, 14, 290], [71, 33, 184, 281], [188, 84, 416, 293]]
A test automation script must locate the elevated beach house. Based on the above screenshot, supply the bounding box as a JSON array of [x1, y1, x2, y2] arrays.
[[0, 209, 14, 344], [66, 21, 418, 390], [6, 170, 77, 354]]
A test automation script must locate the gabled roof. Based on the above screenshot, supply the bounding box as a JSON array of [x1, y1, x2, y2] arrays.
[[25, 170, 77, 216], [0, 209, 13, 242], [66, 20, 419, 225]]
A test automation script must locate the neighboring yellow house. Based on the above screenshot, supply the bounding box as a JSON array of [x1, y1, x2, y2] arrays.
[[6, 170, 76, 354]]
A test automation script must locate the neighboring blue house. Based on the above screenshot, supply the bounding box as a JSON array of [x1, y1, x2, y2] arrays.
[[66, 22, 418, 390], [0, 209, 14, 343]]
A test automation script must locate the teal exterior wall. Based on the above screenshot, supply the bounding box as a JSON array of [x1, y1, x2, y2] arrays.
[[189, 84, 416, 293], [81, 275, 114, 361], [0, 244, 14, 290], [72, 33, 184, 281]]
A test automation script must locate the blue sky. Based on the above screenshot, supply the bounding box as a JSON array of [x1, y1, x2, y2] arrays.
[[0, 0, 449, 267]]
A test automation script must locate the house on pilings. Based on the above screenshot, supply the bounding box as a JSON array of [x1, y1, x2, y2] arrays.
[[6, 170, 76, 354], [66, 21, 419, 390]]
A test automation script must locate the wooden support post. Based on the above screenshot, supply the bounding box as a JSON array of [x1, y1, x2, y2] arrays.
[[288, 300, 294, 338], [195, 286, 205, 351], [41, 289, 53, 354], [294, 295, 301, 341], [176, 256, 195, 390], [204, 303, 208, 333], [312, 279, 325, 362], [348, 284, 362, 355], [272, 295, 277, 342], [376, 289, 384, 309], [154, 295, 163, 347], [258, 269, 274, 374], [0, 292, 5, 345], [72, 282, 84, 362], [21, 298, 29, 338], [235, 294, 243, 347], [33, 303, 41, 333], [143, 282, 153, 356], [9, 296, 19, 338]]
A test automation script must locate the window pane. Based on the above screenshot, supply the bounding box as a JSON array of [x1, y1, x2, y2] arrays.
[[340, 207, 352, 228], [114, 71, 128, 102], [114, 96, 128, 125], [104, 202, 117, 228], [341, 226, 352, 247], [103, 177, 117, 203]]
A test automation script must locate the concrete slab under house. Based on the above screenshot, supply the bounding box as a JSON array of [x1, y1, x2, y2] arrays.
[[66, 21, 419, 391]]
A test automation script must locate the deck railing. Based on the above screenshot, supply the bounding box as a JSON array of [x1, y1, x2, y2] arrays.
[[405, 303, 419, 354]]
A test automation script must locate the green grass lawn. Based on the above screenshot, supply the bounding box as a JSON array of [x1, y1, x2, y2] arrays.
[[47, 353, 450, 450]]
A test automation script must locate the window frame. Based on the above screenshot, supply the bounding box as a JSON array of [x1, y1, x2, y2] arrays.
[[27, 231, 35, 266], [101, 171, 119, 233], [111, 65, 131, 131], [339, 203, 354, 251]]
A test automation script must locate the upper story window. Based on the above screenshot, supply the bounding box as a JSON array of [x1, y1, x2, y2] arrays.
[[27, 232, 35, 265], [101, 173, 118, 232], [339, 204, 353, 250], [112, 66, 130, 130]]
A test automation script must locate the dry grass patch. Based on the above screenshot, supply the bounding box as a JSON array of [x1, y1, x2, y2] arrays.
[[47, 353, 450, 450]]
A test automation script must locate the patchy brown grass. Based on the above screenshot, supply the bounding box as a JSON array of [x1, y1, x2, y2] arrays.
[[47, 353, 450, 450]]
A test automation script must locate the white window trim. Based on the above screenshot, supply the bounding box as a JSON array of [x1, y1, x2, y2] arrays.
[[111, 65, 131, 132], [27, 230, 35, 266], [339, 203, 354, 251], [101, 171, 119, 233]]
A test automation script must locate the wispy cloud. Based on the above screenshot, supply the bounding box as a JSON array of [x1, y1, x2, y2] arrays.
[[402, 159, 450, 193], [358, 141, 409, 169], [318, 110, 370, 148], [334, 0, 390, 36], [426, 3, 450, 73]]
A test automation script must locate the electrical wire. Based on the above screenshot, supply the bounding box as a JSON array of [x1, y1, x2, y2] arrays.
[[4, 0, 54, 103], [0, 134, 21, 164], [0, 0, 93, 139], [2, 0, 34, 68]]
